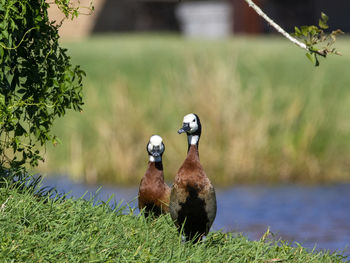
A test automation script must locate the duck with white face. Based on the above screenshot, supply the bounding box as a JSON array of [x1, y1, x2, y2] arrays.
[[178, 113, 202, 148], [147, 135, 165, 162], [170, 113, 217, 242], [138, 135, 170, 217]]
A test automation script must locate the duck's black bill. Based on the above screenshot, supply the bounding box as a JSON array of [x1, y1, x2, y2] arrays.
[[178, 123, 190, 134], [151, 145, 161, 157], [152, 152, 160, 157]]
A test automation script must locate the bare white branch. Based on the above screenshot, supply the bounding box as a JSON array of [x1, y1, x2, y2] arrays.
[[243, 0, 308, 51]]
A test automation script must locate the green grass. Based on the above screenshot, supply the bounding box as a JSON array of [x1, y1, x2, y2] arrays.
[[0, 179, 347, 262], [37, 34, 350, 185]]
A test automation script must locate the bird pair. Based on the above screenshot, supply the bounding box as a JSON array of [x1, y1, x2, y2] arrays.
[[138, 113, 217, 242]]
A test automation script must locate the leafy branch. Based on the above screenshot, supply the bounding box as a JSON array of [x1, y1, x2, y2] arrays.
[[293, 13, 343, 66], [243, 0, 343, 66], [48, 0, 94, 20], [0, 0, 89, 169]]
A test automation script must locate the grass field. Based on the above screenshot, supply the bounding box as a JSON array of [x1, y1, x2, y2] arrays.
[[37, 34, 350, 185], [0, 178, 347, 262]]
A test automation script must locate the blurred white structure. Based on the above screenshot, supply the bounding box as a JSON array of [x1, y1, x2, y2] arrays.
[[176, 1, 232, 38]]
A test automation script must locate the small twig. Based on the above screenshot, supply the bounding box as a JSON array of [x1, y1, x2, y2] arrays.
[[243, 0, 325, 56]]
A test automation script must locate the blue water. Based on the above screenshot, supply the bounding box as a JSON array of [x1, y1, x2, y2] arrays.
[[42, 176, 350, 256]]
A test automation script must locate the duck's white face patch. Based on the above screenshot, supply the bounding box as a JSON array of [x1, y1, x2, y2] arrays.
[[183, 113, 198, 134], [147, 135, 164, 161], [149, 135, 163, 149]]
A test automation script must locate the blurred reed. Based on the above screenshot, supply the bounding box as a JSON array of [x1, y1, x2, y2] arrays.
[[38, 35, 350, 185]]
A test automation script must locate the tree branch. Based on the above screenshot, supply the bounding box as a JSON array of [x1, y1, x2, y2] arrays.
[[243, 0, 325, 55]]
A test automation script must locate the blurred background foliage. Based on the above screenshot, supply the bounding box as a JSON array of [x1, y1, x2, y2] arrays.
[[37, 35, 350, 185]]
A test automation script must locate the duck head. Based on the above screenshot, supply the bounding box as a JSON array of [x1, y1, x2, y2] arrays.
[[147, 135, 165, 162], [178, 113, 202, 146]]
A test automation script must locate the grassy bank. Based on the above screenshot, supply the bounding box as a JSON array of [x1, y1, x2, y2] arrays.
[[0, 179, 346, 262], [38, 35, 350, 185]]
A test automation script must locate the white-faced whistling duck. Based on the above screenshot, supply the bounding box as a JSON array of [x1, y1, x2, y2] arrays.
[[138, 135, 170, 217], [169, 113, 217, 242]]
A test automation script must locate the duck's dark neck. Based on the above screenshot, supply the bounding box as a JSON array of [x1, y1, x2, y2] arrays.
[[187, 134, 200, 153], [148, 160, 163, 171]]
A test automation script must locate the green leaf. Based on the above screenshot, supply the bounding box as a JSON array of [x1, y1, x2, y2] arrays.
[[294, 26, 301, 37], [2, 29, 8, 39], [319, 12, 329, 29], [300, 26, 310, 37], [306, 53, 320, 67], [315, 55, 320, 67], [319, 20, 328, 30], [321, 12, 329, 23], [306, 53, 316, 65], [35, 15, 43, 22], [0, 94, 4, 105]]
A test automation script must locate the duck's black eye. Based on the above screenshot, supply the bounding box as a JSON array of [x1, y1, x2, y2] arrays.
[[192, 119, 195, 122]]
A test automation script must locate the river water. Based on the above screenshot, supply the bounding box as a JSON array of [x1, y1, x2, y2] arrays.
[[42, 176, 350, 257]]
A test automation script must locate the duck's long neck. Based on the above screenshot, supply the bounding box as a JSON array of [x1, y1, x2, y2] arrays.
[[187, 135, 199, 153], [185, 144, 200, 166], [148, 159, 163, 171]]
